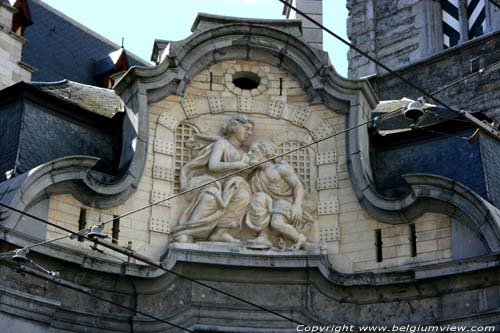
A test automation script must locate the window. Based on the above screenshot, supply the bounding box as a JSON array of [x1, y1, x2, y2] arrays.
[[174, 123, 199, 192], [375, 229, 383, 262], [112, 215, 120, 245], [441, 0, 488, 48], [409, 224, 417, 257], [77, 208, 87, 242]]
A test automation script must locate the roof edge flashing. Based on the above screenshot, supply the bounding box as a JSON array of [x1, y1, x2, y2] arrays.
[[191, 12, 302, 35]]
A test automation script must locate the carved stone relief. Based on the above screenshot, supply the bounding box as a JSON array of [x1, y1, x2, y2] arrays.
[[148, 61, 347, 253], [168, 114, 318, 251]]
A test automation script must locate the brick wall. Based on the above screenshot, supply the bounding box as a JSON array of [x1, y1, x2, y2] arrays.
[[332, 152, 452, 272], [46, 60, 453, 271]]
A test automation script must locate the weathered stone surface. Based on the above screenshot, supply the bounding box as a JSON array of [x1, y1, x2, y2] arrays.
[[1, 250, 498, 331]]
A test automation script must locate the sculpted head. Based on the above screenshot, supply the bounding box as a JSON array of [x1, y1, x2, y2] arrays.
[[222, 114, 254, 143], [249, 139, 277, 164]]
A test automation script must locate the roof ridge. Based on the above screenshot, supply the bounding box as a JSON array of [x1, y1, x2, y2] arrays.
[[32, 0, 151, 67], [29, 79, 118, 93]]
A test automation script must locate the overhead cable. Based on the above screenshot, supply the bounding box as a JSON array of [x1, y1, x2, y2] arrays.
[[278, 0, 457, 112], [0, 261, 195, 333]]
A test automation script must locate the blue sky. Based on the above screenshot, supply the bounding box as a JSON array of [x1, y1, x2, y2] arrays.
[[43, 0, 349, 76]]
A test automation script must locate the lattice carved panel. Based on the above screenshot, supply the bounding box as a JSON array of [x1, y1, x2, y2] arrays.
[[311, 123, 334, 141], [277, 141, 310, 187], [174, 123, 199, 192]]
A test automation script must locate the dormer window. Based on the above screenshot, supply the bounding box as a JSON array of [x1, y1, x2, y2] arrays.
[[11, 0, 32, 36], [93, 48, 130, 88], [441, 0, 489, 48]]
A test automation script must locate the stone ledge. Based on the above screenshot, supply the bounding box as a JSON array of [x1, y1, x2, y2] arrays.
[[164, 242, 323, 271]]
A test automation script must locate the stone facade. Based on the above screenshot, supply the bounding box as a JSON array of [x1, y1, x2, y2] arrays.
[[346, 0, 500, 78], [0, 3, 499, 332], [0, 1, 32, 89], [43, 58, 455, 274]]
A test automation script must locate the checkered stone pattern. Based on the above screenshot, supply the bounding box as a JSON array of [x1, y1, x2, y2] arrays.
[[208, 96, 224, 114], [181, 98, 198, 119], [149, 217, 170, 234], [154, 139, 175, 156], [150, 190, 172, 207], [316, 151, 337, 165], [291, 107, 312, 127], [317, 176, 338, 190], [317, 200, 339, 215], [238, 96, 254, 113], [153, 165, 174, 181], [267, 97, 285, 118], [158, 113, 179, 130], [319, 226, 339, 242]]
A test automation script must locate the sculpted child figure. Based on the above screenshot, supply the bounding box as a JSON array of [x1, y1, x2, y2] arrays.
[[245, 140, 315, 250], [172, 114, 253, 243]]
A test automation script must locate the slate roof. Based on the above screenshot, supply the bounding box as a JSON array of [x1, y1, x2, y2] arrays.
[[21, 0, 150, 85], [29, 80, 124, 118], [371, 98, 491, 201]]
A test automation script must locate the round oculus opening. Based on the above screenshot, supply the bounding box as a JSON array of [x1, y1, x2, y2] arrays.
[[232, 71, 260, 90]]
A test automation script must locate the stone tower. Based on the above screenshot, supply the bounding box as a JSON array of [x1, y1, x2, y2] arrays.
[[346, 0, 500, 79], [283, 0, 323, 49], [0, 0, 33, 89]]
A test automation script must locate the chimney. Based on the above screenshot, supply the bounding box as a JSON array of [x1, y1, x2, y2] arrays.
[[283, 0, 323, 50]]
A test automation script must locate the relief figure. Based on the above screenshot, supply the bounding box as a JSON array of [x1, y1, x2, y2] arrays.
[[172, 114, 253, 243], [245, 140, 315, 250]]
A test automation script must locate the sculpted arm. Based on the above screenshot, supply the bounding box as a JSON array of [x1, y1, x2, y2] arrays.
[[279, 163, 304, 224]]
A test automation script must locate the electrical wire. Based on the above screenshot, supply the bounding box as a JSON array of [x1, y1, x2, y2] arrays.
[[0, 112, 399, 327], [0, 261, 195, 333], [0, 104, 399, 256], [417, 127, 470, 140], [0, 61, 475, 323], [0, 200, 308, 325], [430, 59, 500, 96], [4, 2, 492, 323], [489, 0, 500, 10], [278, 0, 456, 112], [0, 1, 494, 327]]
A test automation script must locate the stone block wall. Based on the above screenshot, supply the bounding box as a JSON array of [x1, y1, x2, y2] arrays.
[[284, 0, 323, 49], [346, 0, 500, 79], [46, 59, 453, 273], [347, 0, 433, 79], [0, 2, 31, 89]]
